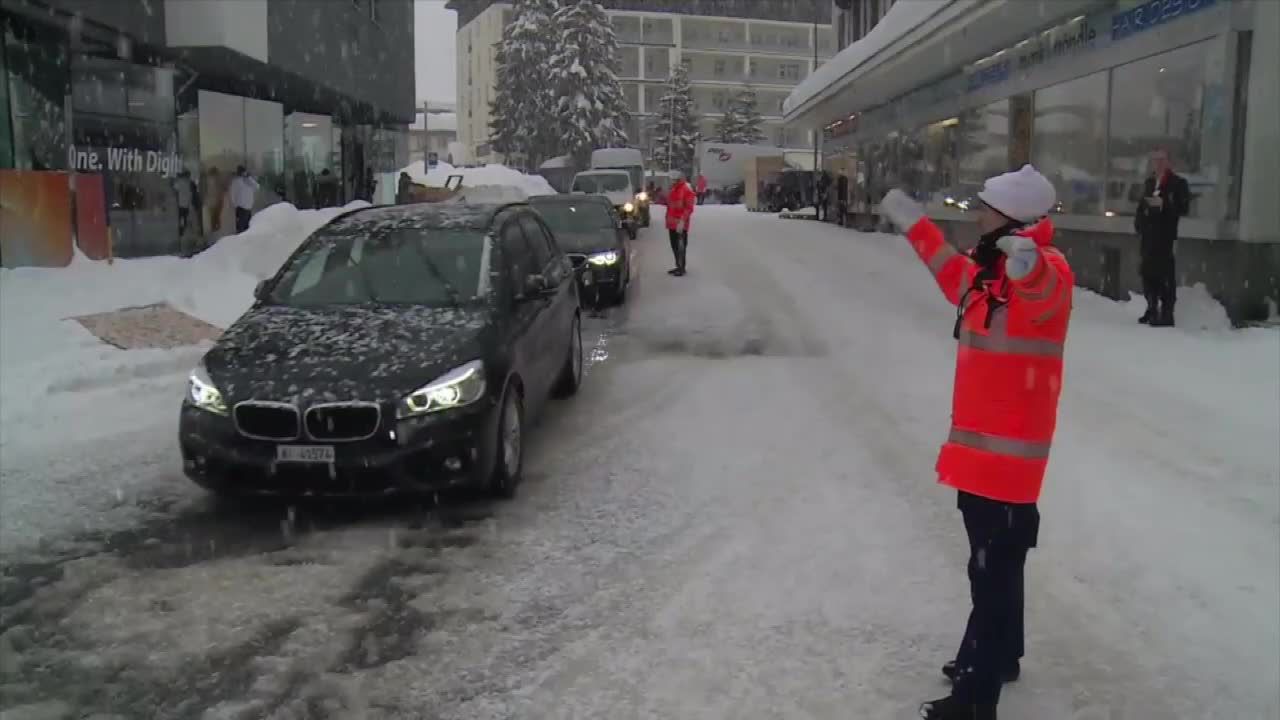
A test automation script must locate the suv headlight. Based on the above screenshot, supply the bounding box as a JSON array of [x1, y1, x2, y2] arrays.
[[188, 360, 227, 415], [588, 251, 619, 266], [397, 360, 486, 418], [622, 202, 634, 213], [637, 192, 649, 202]]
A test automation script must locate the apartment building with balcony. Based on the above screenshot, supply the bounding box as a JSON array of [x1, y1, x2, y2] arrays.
[[446, 0, 834, 166]]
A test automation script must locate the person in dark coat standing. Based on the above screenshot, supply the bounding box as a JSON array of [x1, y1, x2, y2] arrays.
[[1134, 148, 1190, 327], [835, 171, 849, 226], [397, 172, 413, 204], [815, 171, 831, 222]]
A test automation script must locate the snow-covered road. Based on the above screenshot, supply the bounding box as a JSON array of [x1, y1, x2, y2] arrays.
[[2, 206, 1276, 719]]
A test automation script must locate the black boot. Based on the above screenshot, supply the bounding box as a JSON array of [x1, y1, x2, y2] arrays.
[[919, 694, 997, 720], [1151, 307, 1174, 327], [1139, 295, 1158, 324], [942, 660, 1019, 683]]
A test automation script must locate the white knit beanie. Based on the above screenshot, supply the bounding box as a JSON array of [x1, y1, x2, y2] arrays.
[[977, 164, 1056, 223]]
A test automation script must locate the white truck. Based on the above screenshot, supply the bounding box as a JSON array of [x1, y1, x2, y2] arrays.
[[590, 148, 649, 227], [570, 169, 639, 239], [696, 142, 785, 201]]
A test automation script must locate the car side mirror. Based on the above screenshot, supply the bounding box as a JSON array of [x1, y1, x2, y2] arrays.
[[254, 279, 269, 300], [519, 273, 554, 301]]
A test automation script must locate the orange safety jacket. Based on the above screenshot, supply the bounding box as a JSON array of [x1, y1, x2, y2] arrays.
[[904, 216, 1073, 504]]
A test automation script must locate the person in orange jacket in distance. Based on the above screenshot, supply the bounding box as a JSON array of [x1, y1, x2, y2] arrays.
[[665, 172, 697, 276]]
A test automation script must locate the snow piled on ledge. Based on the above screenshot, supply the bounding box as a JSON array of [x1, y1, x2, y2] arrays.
[[783, 0, 950, 118], [401, 160, 557, 198]]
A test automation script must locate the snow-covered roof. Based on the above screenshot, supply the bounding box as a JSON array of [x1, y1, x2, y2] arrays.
[[783, 0, 950, 119]]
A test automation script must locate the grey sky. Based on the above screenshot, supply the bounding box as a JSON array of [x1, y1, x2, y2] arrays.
[[415, 0, 457, 105]]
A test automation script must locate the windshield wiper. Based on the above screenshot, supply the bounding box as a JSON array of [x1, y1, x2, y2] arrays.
[[406, 242, 463, 307]]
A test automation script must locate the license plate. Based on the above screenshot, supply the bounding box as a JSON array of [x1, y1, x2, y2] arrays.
[[276, 445, 334, 463]]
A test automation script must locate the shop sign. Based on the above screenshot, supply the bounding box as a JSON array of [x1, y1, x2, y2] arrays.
[[69, 146, 182, 175], [967, 15, 1103, 93], [1112, 0, 1218, 42]]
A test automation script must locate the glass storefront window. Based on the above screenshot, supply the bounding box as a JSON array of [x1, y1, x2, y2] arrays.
[[957, 99, 1010, 200], [5, 17, 69, 170], [1107, 40, 1222, 218], [286, 112, 332, 208], [1033, 71, 1108, 214], [901, 118, 960, 203], [244, 97, 284, 201], [0, 25, 11, 169]]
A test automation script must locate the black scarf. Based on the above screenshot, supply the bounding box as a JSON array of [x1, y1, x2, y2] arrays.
[[953, 219, 1026, 339]]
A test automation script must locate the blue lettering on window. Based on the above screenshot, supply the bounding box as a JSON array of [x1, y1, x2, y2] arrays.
[[1112, 0, 1217, 41]]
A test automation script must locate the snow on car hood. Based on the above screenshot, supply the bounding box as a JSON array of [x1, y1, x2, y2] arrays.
[[204, 304, 490, 404]]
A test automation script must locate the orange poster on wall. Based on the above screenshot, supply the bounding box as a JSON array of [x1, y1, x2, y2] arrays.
[[75, 173, 110, 260], [0, 170, 74, 268]]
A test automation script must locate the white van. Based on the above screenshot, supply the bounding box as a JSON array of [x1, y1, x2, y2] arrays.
[[590, 148, 649, 227], [570, 169, 638, 238]]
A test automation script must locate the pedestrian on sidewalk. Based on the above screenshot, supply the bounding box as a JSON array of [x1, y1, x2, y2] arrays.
[[666, 172, 696, 276], [836, 171, 849, 227], [228, 165, 259, 234], [880, 164, 1075, 720], [695, 173, 708, 205], [815, 170, 831, 222], [172, 169, 195, 240], [1135, 148, 1190, 327]]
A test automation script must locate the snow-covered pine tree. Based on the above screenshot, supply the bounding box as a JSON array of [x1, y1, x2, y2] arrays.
[[650, 62, 699, 174], [730, 85, 766, 145], [489, 0, 560, 169], [550, 0, 630, 166], [713, 95, 743, 144]]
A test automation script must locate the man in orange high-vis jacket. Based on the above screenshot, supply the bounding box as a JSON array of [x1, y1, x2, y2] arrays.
[[666, 172, 697, 276], [881, 165, 1073, 720]]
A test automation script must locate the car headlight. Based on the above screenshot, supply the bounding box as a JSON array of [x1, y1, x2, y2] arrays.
[[622, 202, 634, 213], [397, 359, 486, 418], [587, 251, 619, 266], [637, 192, 649, 202], [188, 361, 227, 415]]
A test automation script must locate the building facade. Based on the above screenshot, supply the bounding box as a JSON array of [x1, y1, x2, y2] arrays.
[[447, 0, 835, 166], [833, 0, 898, 50], [789, 0, 1278, 324], [1, 0, 414, 265], [410, 108, 459, 166]]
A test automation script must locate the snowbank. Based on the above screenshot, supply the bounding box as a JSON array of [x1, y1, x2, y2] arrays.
[[0, 201, 368, 414], [783, 0, 948, 117], [401, 160, 556, 198]]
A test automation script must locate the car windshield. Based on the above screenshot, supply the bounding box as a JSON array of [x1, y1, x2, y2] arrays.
[[267, 226, 488, 307], [533, 202, 614, 239], [572, 174, 629, 193]]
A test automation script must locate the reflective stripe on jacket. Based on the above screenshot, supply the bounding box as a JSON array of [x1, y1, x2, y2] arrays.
[[666, 180, 696, 231], [905, 216, 1073, 504]]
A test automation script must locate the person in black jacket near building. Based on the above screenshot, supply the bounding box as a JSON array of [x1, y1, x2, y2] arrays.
[[1134, 148, 1190, 327]]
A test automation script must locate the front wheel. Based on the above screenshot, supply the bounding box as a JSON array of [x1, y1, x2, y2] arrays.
[[488, 386, 524, 498], [626, 223, 637, 240], [553, 313, 583, 397]]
